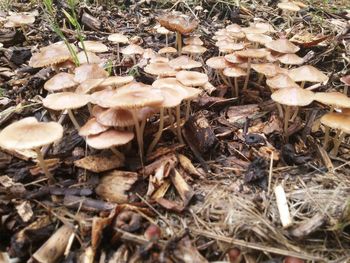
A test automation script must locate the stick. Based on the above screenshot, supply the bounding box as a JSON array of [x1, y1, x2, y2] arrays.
[[274, 185, 292, 228]]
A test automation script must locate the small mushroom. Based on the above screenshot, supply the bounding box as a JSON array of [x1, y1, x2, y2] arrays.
[[340, 75, 350, 95], [78, 40, 108, 53], [288, 65, 328, 88], [5, 12, 35, 42], [44, 72, 78, 92], [108, 33, 129, 62]]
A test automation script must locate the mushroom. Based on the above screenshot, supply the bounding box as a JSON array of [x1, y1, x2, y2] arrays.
[[43, 92, 90, 130], [169, 55, 202, 70], [206, 56, 234, 87], [0, 117, 63, 183], [266, 74, 299, 90], [158, 47, 177, 58], [156, 26, 171, 47], [144, 62, 178, 78], [340, 75, 350, 95], [120, 44, 144, 65], [265, 39, 300, 54], [246, 33, 273, 47], [320, 113, 350, 156], [44, 72, 78, 92], [251, 63, 286, 85], [108, 33, 129, 63], [277, 2, 301, 27], [181, 45, 207, 59], [75, 78, 106, 94], [4, 12, 35, 42], [223, 66, 247, 97], [99, 76, 134, 89], [76, 51, 102, 65], [276, 53, 304, 67], [78, 40, 108, 53], [74, 63, 109, 83], [288, 65, 329, 88], [79, 117, 108, 137], [184, 36, 203, 46], [271, 87, 314, 135]]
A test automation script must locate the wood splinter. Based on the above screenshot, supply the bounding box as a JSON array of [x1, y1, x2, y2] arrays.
[[274, 184, 292, 228]]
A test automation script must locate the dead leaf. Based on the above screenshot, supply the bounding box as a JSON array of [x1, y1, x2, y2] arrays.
[[74, 154, 124, 173], [15, 201, 33, 222]]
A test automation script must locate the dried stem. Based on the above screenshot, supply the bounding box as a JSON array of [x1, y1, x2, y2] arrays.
[[67, 109, 80, 130], [243, 57, 252, 90], [176, 105, 184, 144], [147, 107, 164, 155], [35, 147, 55, 184], [131, 109, 143, 163]]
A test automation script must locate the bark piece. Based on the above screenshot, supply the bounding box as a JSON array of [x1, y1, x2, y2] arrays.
[[74, 154, 124, 173], [81, 12, 101, 31], [64, 195, 115, 212]]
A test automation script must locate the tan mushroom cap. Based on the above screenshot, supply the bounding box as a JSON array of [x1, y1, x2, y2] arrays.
[[288, 65, 329, 83], [340, 75, 350, 85], [218, 42, 246, 53], [117, 82, 151, 93], [271, 87, 314, 106], [251, 63, 284, 77], [78, 41, 108, 53], [44, 72, 77, 92], [74, 64, 109, 83], [155, 87, 185, 108], [157, 12, 198, 34], [266, 74, 300, 89], [320, 113, 350, 133], [169, 56, 202, 70], [182, 45, 207, 55], [277, 2, 301, 12], [93, 107, 135, 127], [277, 53, 303, 65], [149, 56, 169, 63], [100, 76, 134, 88], [176, 70, 208, 87], [242, 26, 268, 34], [144, 62, 177, 77], [158, 47, 177, 55], [79, 118, 108, 137], [206, 56, 232, 69], [90, 89, 117, 105], [265, 39, 300, 54], [86, 129, 134, 149], [6, 13, 35, 26], [156, 26, 170, 35], [29, 42, 76, 68], [224, 53, 247, 64], [223, 67, 247, 78], [235, 48, 270, 59], [183, 36, 203, 46], [0, 117, 63, 150], [108, 33, 129, 44], [226, 24, 242, 33], [77, 51, 102, 64], [143, 48, 157, 59], [152, 77, 201, 100], [120, 44, 144, 56], [314, 92, 350, 108], [251, 22, 276, 33], [98, 86, 164, 109], [43, 92, 90, 110], [246, 34, 273, 45], [75, 78, 105, 94]]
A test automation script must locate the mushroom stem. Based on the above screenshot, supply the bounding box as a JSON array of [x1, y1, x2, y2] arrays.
[[243, 58, 252, 90], [67, 109, 80, 130], [20, 25, 29, 42], [117, 43, 120, 63], [87, 103, 93, 115], [257, 73, 264, 85], [290, 107, 299, 122], [234, 77, 239, 97], [276, 103, 284, 118], [35, 147, 55, 184], [175, 105, 184, 144], [185, 100, 191, 121], [218, 70, 230, 87], [344, 85, 348, 95], [168, 108, 176, 133], [110, 147, 125, 162], [165, 34, 168, 47], [284, 105, 290, 134], [140, 118, 147, 138], [131, 109, 144, 162], [176, 31, 182, 54], [147, 107, 164, 155], [323, 126, 330, 149], [330, 131, 346, 156], [300, 81, 306, 89]]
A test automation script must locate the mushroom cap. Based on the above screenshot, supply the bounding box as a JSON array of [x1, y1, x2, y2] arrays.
[[224, 53, 247, 64], [6, 13, 35, 26], [44, 72, 77, 92], [314, 92, 350, 108], [98, 86, 164, 109], [29, 42, 76, 68], [149, 56, 169, 63], [226, 24, 242, 33], [143, 48, 157, 59], [277, 53, 303, 65], [86, 129, 134, 149], [93, 107, 135, 127], [251, 22, 276, 33], [75, 78, 105, 94], [277, 2, 301, 12], [144, 62, 177, 77], [169, 56, 202, 70], [176, 70, 208, 87], [78, 41, 108, 53], [152, 77, 201, 100], [43, 92, 90, 110], [242, 26, 268, 34], [120, 44, 144, 55], [251, 63, 284, 77], [182, 45, 207, 54], [76, 51, 102, 64], [206, 56, 232, 69], [0, 117, 63, 150], [74, 64, 109, 83], [271, 87, 314, 106], [79, 118, 109, 136], [90, 89, 117, 105], [217, 42, 246, 53], [340, 75, 350, 86], [223, 67, 247, 78], [158, 46, 177, 55], [288, 65, 329, 83], [156, 26, 170, 35], [266, 74, 300, 89], [235, 48, 270, 59], [265, 39, 300, 54], [100, 76, 134, 87], [108, 33, 129, 44], [154, 87, 185, 108], [157, 12, 198, 34], [246, 34, 273, 45], [183, 36, 203, 46], [320, 113, 350, 133]]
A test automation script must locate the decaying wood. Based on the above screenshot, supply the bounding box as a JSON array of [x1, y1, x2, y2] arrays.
[[171, 169, 194, 206], [74, 153, 124, 173], [81, 12, 101, 31], [63, 195, 115, 212]]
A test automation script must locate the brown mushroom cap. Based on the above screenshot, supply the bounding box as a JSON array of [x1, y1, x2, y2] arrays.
[[320, 113, 350, 133], [169, 56, 202, 70], [144, 62, 177, 77], [6, 13, 35, 26], [251, 63, 284, 78], [223, 67, 247, 78], [74, 64, 109, 83], [152, 77, 201, 100], [44, 72, 77, 92], [86, 129, 134, 149], [277, 2, 301, 12], [277, 53, 303, 65], [271, 87, 314, 106], [176, 70, 208, 87], [314, 92, 350, 108], [340, 75, 350, 86], [29, 42, 76, 68], [157, 12, 198, 34], [224, 53, 247, 64], [266, 74, 300, 89], [90, 89, 117, 105], [99, 76, 134, 88], [108, 33, 129, 44], [158, 47, 177, 55], [288, 65, 329, 83], [156, 87, 185, 108], [77, 51, 102, 64], [182, 45, 207, 55], [183, 36, 203, 46], [78, 41, 108, 53], [43, 92, 90, 110], [0, 117, 63, 150], [217, 42, 246, 53], [265, 39, 300, 54], [79, 118, 108, 136], [149, 56, 169, 63], [235, 48, 270, 59], [75, 78, 105, 94], [251, 22, 276, 33], [93, 107, 135, 127], [206, 56, 232, 69], [246, 34, 273, 45], [120, 44, 144, 56]]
